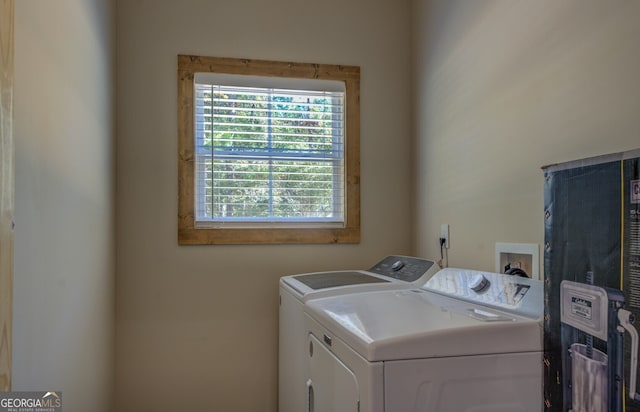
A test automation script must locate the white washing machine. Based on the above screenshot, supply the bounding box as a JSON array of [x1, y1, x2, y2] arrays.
[[304, 267, 544, 412], [279, 256, 439, 412]]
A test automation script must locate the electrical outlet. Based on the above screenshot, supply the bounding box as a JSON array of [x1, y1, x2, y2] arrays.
[[440, 224, 450, 249]]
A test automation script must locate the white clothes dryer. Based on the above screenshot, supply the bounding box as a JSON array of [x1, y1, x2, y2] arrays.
[[304, 268, 544, 412], [278, 256, 439, 412]]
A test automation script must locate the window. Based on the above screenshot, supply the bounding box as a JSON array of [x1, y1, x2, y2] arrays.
[[178, 55, 360, 244], [194, 74, 345, 225]]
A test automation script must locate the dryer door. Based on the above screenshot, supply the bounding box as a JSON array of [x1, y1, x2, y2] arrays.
[[308, 334, 359, 412]]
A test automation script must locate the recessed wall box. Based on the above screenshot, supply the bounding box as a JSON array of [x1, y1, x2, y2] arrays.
[[495, 242, 539, 280]]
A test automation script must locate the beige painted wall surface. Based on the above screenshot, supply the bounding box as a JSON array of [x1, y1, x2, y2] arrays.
[[115, 0, 413, 411], [412, 0, 640, 272], [13, 0, 115, 410]]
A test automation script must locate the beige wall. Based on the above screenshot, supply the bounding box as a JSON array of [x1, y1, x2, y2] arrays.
[[10, 0, 640, 410], [115, 0, 413, 411], [412, 0, 640, 272], [13, 0, 115, 410]]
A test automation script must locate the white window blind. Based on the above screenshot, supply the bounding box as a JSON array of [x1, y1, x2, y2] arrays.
[[194, 74, 346, 226]]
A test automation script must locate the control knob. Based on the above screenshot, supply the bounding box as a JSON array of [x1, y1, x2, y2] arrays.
[[470, 274, 490, 292]]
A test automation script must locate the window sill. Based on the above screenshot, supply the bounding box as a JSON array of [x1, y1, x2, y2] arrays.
[[178, 226, 360, 245]]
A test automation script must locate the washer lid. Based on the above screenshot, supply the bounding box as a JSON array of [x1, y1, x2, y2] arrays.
[[281, 270, 402, 301], [306, 288, 542, 362], [293, 271, 389, 290], [279, 256, 440, 301]]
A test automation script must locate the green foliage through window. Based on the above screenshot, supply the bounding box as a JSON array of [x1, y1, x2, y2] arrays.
[[194, 83, 345, 222]]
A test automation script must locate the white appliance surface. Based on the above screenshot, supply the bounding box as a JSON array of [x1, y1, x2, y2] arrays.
[[280, 255, 440, 303], [307, 288, 541, 361], [304, 268, 544, 412], [278, 255, 438, 412], [280, 270, 400, 304]]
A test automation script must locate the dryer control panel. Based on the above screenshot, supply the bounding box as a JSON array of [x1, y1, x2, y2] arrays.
[[368, 255, 436, 282]]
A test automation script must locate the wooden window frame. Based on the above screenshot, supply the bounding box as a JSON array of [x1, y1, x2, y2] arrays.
[[177, 55, 360, 245]]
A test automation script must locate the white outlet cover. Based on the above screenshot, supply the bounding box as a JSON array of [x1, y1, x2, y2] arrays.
[[440, 224, 449, 248]]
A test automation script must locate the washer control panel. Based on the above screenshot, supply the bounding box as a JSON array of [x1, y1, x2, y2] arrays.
[[424, 268, 543, 319], [368, 255, 436, 282], [469, 274, 490, 292]]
